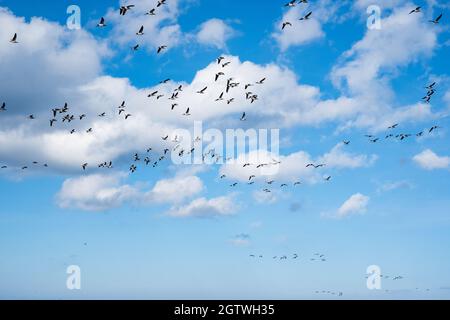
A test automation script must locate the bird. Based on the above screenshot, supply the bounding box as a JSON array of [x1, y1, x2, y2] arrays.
[[79, 114, 86, 120], [50, 119, 57, 126], [282, 22, 292, 30], [388, 124, 399, 129], [136, 25, 144, 36], [409, 7, 421, 14], [145, 8, 156, 16], [284, 0, 296, 7], [97, 17, 106, 27], [157, 0, 167, 7], [215, 72, 224, 81], [429, 126, 440, 133], [299, 12, 312, 21], [183, 108, 191, 116], [125, 114, 132, 120], [0, 102, 6, 111], [240, 112, 247, 121], [429, 13, 443, 24], [197, 87, 208, 94], [217, 56, 225, 64], [425, 82, 436, 90], [343, 140, 350, 145], [157, 45, 167, 54], [324, 176, 332, 181], [119, 5, 135, 16], [215, 92, 224, 101], [132, 44, 139, 51], [10, 33, 18, 43], [256, 78, 266, 84], [82, 163, 88, 170], [28, 114, 35, 119]]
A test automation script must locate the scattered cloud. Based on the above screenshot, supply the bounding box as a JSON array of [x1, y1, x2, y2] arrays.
[[413, 149, 450, 170], [195, 18, 236, 49], [337, 193, 370, 218]]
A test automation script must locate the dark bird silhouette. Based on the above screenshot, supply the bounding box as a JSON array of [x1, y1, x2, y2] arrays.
[[409, 7, 421, 14], [10, 33, 18, 43], [429, 13, 443, 24], [299, 11, 312, 21], [97, 17, 107, 27], [157, 45, 167, 54], [119, 5, 135, 16]]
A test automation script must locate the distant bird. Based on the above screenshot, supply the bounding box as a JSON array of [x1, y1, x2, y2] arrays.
[[429, 126, 440, 133], [324, 176, 332, 181], [136, 25, 144, 35], [0, 102, 6, 111], [299, 11, 312, 21], [98, 112, 106, 117], [197, 87, 208, 94], [145, 8, 156, 16], [28, 114, 35, 119], [294, 181, 301, 186], [284, 0, 296, 7], [240, 112, 247, 121], [125, 114, 132, 120], [157, 45, 167, 54], [256, 78, 266, 84], [157, 0, 167, 7], [50, 119, 57, 127], [119, 5, 135, 16], [10, 33, 18, 43], [409, 7, 421, 14], [388, 124, 399, 129], [282, 22, 292, 30], [215, 72, 225, 81], [97, 17, 106, 27], [230, 183, 238, 187], [215, 92, 224, 101], [132, 44, 139, 51], [425, 82, 436, 90], [183, 108, 191, 116], [79, 114, 86, 120], [82, 163, 88, 170], [370, 138, 379, 143], [429, 13, 443, 24], [343, 140, 350, 145], [217, 56, 225, 64]]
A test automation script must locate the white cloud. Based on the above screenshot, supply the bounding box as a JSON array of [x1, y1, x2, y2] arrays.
[[145, 175, 203, 203], [56, 173, 137, 211], [413, 149, 450, 170], [104, 0, 182, 53], [337, 193, 370, 218], [195, 18, 235, 49], [168, 195, 236, 217], [219, 144, 376, 184], [319, 143, 378, 169], [376, 180, 414, 193], [272, 7, 324, 51]]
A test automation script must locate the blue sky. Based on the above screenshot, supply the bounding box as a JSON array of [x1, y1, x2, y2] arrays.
[[1, 0, 450, 299]]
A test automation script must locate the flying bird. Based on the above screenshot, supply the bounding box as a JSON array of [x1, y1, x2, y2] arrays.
[[299, 12, 312, 21], [409, 7, 421, 14], [119, 5, 135, 16], [136, 25, 144, 35], [282, 22, 292, 30], [10, 33, 18, 43], [97, 17, 106, 27], [429, 13, 443, 24], [157, 45, 167, 54]]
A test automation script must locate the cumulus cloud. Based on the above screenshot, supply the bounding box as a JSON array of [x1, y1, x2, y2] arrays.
[[104, 0, 182, 52], [272, 6, 324, 51], [337, 193, 369, 218], [195, 18, 235, 49], [168, 195, 237, 217], [413, 149, 450, 170], [219, 144, 376, 184], [145, 175, 204, 203], [56, 172, 204, 212], [56, 173, 137, 211]]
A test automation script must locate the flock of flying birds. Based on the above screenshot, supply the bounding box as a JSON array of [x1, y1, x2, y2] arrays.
[[280, 1, 443, 31], [0, 2, 445, 193], [0, 1, 447, 299]]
